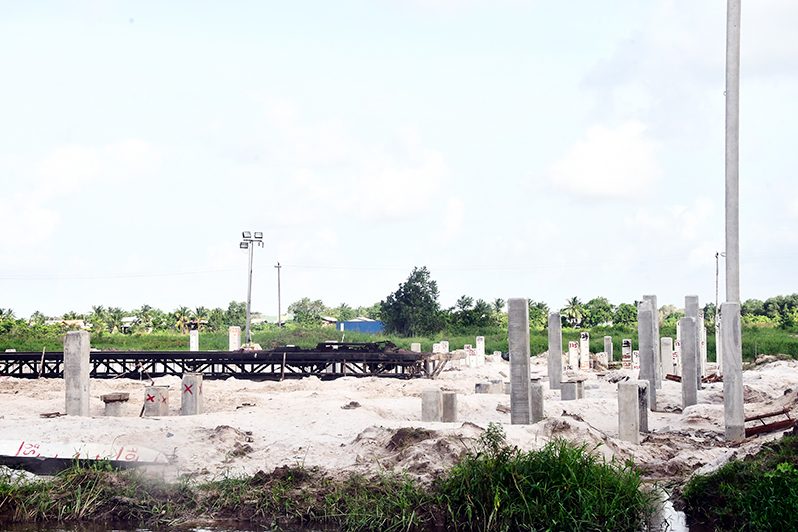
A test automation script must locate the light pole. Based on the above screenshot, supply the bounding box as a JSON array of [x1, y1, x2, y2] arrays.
[[275, 261, 282, 327], [240, 231, 263, 345]]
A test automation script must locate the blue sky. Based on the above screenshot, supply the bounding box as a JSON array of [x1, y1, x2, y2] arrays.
[[1, 1, 796, 318]]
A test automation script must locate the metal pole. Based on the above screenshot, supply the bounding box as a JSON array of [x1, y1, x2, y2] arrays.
[[245, 243, 254, 345], [725, 0, 741, 303], [275, 262, 282, 327]]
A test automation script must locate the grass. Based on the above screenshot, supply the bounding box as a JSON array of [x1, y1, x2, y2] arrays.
[[0, 425, 655, 531], [682, 434, 798, 531]]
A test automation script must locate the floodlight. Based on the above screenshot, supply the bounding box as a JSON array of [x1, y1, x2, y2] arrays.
[[254, 232, 263, 239], [242, 231, 252, 239], [239, 242, 248, 249]]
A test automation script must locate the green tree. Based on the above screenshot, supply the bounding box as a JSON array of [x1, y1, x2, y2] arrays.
[[561, 297, 585, 328], [355, 303, 382, 320], [703, 303, 717, 329], [528, 300, 549, 330], [29, 310, 47, 326], [582, 297, 614, 327], [225, 301, 247, 327], [173, 306, 191, 334], [380, 266, 444, 336], [333, 303, 357, 322], [661, 305, 683, 328], [613, 303, 638, 328], [207, 307, 226, 332], [107, 307, 124, 333], [288, 297, 326, 325]]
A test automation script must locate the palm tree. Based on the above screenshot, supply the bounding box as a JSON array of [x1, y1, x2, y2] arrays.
[[107, 307, 124, 333], [193, 307, 209, 331], [173, 307, 191, 334], [562, 297, 585, 328]]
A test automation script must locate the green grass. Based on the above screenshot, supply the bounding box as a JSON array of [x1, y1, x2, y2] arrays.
[[682, 434, 798, 531], [0, 426, 655, 531]]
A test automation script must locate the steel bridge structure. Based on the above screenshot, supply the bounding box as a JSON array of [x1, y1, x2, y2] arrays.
[[0, 342, 454, 380]]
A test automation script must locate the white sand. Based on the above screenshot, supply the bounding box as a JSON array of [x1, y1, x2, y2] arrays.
[[2, 354, 798, 483]]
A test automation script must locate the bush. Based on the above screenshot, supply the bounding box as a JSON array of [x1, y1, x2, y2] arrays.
[[683, 435, 798, 531], [438, 424, 654, 531]]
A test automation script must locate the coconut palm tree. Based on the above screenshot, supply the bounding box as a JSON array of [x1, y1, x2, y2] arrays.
[[562, 297, 585, 328], [173, 306, 191, 334]]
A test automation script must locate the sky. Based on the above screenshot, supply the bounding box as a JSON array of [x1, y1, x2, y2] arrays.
[[1, 1, 796, 319]]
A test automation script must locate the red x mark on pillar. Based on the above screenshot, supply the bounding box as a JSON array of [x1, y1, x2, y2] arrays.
[[183, 384, 193, 395], [160, 394, 168, 403], [145, 394, 156, 402]]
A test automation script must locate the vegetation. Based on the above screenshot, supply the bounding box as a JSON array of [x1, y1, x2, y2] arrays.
[[682, 434, 798, 531], [380, 266, 446, 336], [0, 426, 655, 531]]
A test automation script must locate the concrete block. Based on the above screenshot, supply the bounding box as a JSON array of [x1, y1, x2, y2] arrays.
[[561, 381, 578, 401], [101, 393, 129, 417], [64, 331, 91, 417], [144, 385, 170, 417], [228, 326, 241, 351], [441, 392, 457, 422], [618, 382, 640, 444], [189, 329, 199, 352], [530, 379, 544, 423], [475, 336, 485, 356], [410, 342, 422, 353], [422, 389, 443, 422], [180, 373, 204, 415]]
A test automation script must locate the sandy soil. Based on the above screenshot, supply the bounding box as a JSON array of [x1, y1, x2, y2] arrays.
[[2, 353, 798, 483]]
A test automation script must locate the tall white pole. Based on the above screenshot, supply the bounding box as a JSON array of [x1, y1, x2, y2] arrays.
[[725, 0, 741, 303], [275, 261, 282, 328], [245, 243, 254, 345]]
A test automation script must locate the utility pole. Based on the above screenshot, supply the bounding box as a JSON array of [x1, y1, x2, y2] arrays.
[[275, 262, 282, 327], [239, 231, 263, 346]]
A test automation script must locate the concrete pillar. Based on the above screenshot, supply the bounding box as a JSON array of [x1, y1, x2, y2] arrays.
[[441, 392, 457, 422], [699, 314, 708, 376], [604, 336, 613, 361], [660, 337, 674, 377], [632, 350, 640, 370], [189, 329, 199, 352], [567, 341, 579, 370], [508, 298, 531, 425], [440, 341, 449, 353], [144, 385, 170, 417], [721, 302, 744, 441], [716, 318, 724, 375], [636, 381, 649, 433], [101, 393, 129, 417], [180, 373, 204, 415], [530, 378, 544, 423], [685, 295, 701, 390], [228, 326, 241, 351], [595, 352, 609, 368], [673, 340, 682, 376], [410, 342, 422, 353], [643, 295, 661, 388], [561, 381, 578, 401], [679, 317, 698, 408], [547, 312, 562, 390], [64, 331, 91, 417], [579, 332, 590, 370], [421, 389, 443, 422], [432, 342, 441, 353], [621, 339, 632, 369], [475, 336, 485, 357], [637, 302, 657, 409], [618, 382, 640, 444]]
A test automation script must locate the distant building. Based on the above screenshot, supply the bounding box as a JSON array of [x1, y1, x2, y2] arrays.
[[336, 317, 385, 334]]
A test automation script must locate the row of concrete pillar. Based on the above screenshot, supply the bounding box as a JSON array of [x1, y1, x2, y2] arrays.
[[64, 331, 205, 417], [187, 326, 242, 352]]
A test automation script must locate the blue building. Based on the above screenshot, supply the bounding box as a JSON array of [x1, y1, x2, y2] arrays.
[[336, 318, 384, 334]]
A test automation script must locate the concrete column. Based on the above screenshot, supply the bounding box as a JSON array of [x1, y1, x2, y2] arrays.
[[530, 378, 544, 423], [621, 339, 632, 369], [660, 337, 674, 377], [680, 317, 698, 408], [618, 382, 640, 444], [632, 350, 640, 370], [228, 326, 241, 351], [567, 341, 579, 370], [410, 342, 422, 353], [721, 302, 744, 441], [596, 352, 608, 368], [604, 336, 613, 361], [637, 381, 649, 433], [637, 302, 657, 409], [547, 312, 562, 390], [685, 296, 701, 390], [643, 295, 661, 388], [432, 342, 441, 353], [421, 389, 443, 422], [64, 331, 91, 417], [440, 341, 449, 353], [441, 392, 457, 422], [475, 336, 485, 356], [101, 393, 128, 417], [699, 314, 708, 376], [180, 373, 204, 415], [673, 340, 682, 376], [144, 385, 170, 417], [579, 332, 590, 370], [561, 381, 578, 401], [508, 298, 531, 425], [717, 317, 724, 375], [189, 329, 199, 352]]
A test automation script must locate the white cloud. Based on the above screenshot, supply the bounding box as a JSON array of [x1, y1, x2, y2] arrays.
[[548, 121, 661, 198]]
